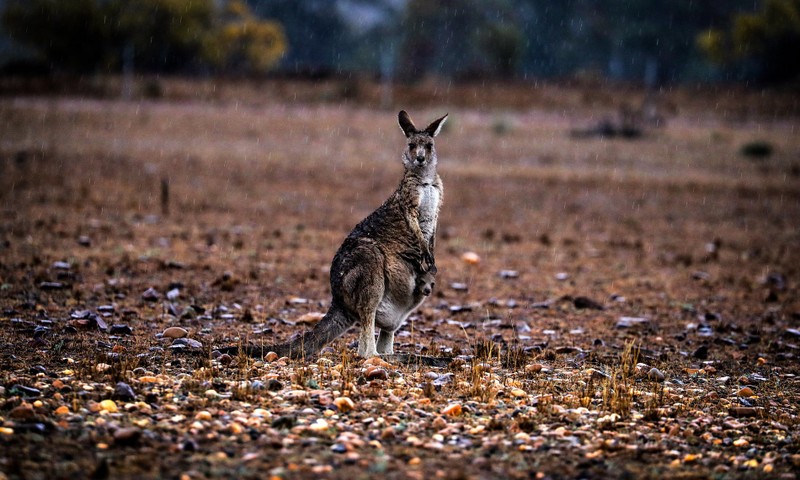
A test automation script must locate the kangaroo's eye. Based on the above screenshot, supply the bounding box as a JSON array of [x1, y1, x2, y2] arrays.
[[425, 142, 433, 149], [408, 143, 415, 150]]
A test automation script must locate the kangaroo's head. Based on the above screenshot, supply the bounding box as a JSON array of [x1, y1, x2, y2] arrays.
[[398, 110, 448, 173]]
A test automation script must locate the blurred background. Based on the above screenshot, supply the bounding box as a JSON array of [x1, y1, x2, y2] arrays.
[[0, 0, 798, 91]]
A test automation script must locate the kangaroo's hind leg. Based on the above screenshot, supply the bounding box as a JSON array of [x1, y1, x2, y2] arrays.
[[339, 246, 385, 358], [377, 329, 396, 355]]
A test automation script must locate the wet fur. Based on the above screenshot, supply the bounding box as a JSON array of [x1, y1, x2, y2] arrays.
[[219, 111, 447, 360]]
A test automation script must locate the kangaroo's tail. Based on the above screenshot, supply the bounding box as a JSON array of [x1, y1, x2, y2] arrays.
[[216, 304, 354, 360]]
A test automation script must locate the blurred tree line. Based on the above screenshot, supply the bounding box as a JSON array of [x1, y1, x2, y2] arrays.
[[697, 0, 800, 84], [1, 0, 287, 74], [2, 0, 798, 85]]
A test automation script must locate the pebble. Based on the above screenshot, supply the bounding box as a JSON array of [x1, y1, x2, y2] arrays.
[[647, 368, 666, 382], [52, 261, 72, 269], [265, 351, 279, 362], [729, 407, 759, 417], [204, 389, 219, 399], [11, 385, 42, 398], [308, 419, 330, 432], [334, 397, 355, 413], [573, 296, 604, 310], [587, 368, 610, 380], [162, 327, 188, 339], [218, 353, 233, 365], [693, 345, 710, 359], [113, 427, 142, 445], [555, 346, 582, 354], [737, 387, 755, 397], [526, 363, 544, 373], [284, 390, 309, 401], [141, 287, 161, 301], [195, 411, 213, 421], [363, 357, 392, 368], [380, 426, 396, 440], [441, 403, 462, 417], [461, 251, 481, 265], [733, 438, 750, 447], [9, 403, 35, 420], [110, 324, 133, 335], [365, 367, 388, 381], [99, 399, 118, 413], [510, 388, 527, 397], [111, 381, 135, 402], [173, 338, 203, 350], [616, 317, 649, 328]]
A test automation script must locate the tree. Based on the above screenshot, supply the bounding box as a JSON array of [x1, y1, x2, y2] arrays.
[[698, 0, 800, 84], [1, 0, 287, 75], [398, 0, 524, 80], [204, 1, 287, 74], [2, 0, 119, 72]]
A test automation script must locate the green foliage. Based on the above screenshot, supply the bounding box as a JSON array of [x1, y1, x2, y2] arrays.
[[1, 0, 287, 74], [204, 1, 287, 73], [698, 0, 800, 83]]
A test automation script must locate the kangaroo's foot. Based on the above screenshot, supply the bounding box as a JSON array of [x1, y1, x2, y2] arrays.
[[357, 327, 379, 358]]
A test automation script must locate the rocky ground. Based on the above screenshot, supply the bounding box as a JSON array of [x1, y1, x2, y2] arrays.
[[0, 85, 799, 479]]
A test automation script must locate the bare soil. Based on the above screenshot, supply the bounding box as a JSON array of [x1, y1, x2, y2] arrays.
[[0, 81, 799, 479]]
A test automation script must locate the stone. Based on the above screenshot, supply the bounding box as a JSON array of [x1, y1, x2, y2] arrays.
[[737, 386, 755, 397], [334, 397, 355, 413], [365, 367, 388, 381], [141, 287, 161, 301], [113, 427, 142, 445], [161, 327, 188, 339], [461, 251, 481, 265], [647, 367, 666, 382], [442, 403, 462, 417], [113, 382, 136, 401]]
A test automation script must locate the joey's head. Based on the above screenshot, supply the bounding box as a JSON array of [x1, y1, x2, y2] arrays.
[[415, 270, 436, 297], [398, 110, 448, 174]]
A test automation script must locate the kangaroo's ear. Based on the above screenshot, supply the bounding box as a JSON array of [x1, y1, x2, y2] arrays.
[[398, 110, 417, 137], [424, 113, 448, 137]]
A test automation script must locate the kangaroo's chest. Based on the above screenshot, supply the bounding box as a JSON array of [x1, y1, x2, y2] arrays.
[[417, 183, 441, 240]]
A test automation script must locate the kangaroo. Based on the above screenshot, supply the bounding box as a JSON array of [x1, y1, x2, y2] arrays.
[[219, 110, 447, 360]]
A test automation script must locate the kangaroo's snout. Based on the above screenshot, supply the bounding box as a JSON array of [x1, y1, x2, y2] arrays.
[[415, 155, 426, 164]]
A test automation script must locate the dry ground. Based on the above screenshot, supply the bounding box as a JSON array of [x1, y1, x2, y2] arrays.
[[0, 80, 799, 479]]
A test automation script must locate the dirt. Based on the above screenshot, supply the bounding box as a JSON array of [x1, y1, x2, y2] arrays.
[[0, 82, 799, 479]]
